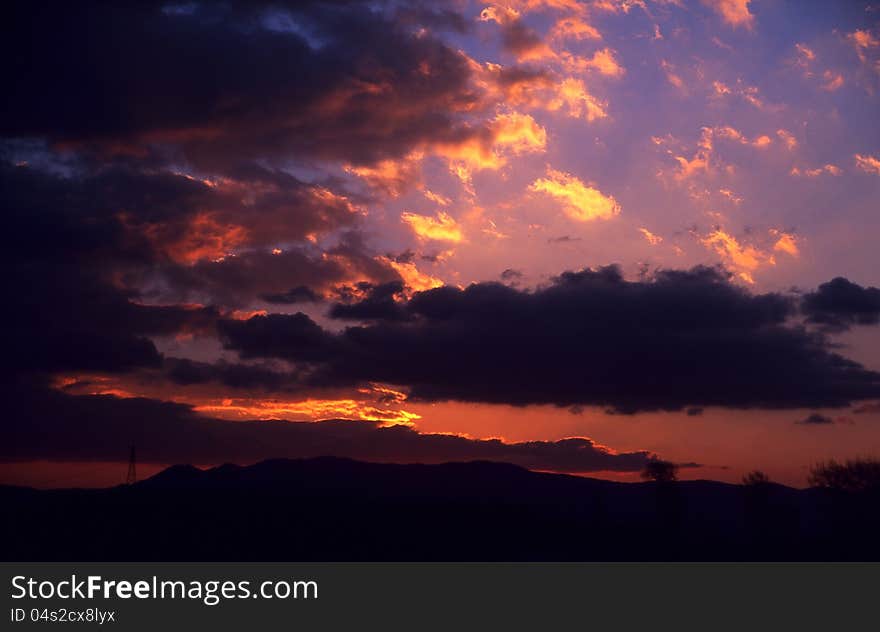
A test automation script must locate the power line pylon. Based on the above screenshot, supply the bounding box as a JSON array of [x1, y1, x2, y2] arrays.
[[125, 444, 137, 485]]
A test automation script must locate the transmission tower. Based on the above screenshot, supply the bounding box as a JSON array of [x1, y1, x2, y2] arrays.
[[125, 444, 137, 485]]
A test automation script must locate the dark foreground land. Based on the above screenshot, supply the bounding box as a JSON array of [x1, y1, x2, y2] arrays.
[[2, 457, 879, 560]]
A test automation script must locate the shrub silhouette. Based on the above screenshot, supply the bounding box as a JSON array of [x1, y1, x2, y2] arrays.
[[742, 470, 771, 486], [808, 458, 880, 493], [641, 460, 679, 483]]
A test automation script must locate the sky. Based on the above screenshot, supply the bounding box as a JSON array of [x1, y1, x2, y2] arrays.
[[3, 0, 880, 488]]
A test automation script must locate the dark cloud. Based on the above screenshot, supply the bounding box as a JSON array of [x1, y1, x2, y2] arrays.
[[686, 407, 704, 416], [853, 401, 880, 414], [219, 265, 880, 412], [2, 1, 480, 169], [261, 286, 323, 305], [157, 242, 398, 308], [801, 277, 880, 331], [0, 385, 658, 474], [6, 265, 218, 376], [795, 413, 835, 425], [500, 268, 523, 281], [329, 281, 408, 321], [163, 358, 297, 391], [482, 7, 549, 61]]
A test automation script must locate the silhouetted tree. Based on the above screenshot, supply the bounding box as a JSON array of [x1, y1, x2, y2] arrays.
[[809, 458, 880, 558], [641, 460, 681, 554], [808, 458, 880, 492], [742, 470, 770, 486], [741, 470, 773, 555], [641, 460, 679, 483]]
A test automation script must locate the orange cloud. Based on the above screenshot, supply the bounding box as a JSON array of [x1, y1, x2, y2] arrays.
[[550, 16, 602, 41], [854, 153, 880, 175], [546, 77, 609, 120], [378, 256, 445, 292], [146, 212, 248, 265], [771, 230, 800, 257], [702, 0, 754, 29], [639, 227, 663, 245], [423, 189, 452, 206], [776, 129, 798, 150], [479, 5, 556, 62], [847, 29, 880, 64], [401, 211, 464, 242], [699, 228, 771, 283], [436, 112, 547, 182], [790, 164, 841, 177], [660, 60, 685, 91], [344, 152, 423, 197], [795, 43, 816, 64], [564, 47, 625, 77], [821, 70, 844, 91], [658, 126, 775, 183], [195, 397, 421, 425], [531, 168, 621, 222]]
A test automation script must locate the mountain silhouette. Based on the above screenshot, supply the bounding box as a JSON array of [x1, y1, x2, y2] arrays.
[[2, 457, 877, 560]]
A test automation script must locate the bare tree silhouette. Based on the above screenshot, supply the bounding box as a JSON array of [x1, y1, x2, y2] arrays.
[[742, 470, 770, 486], [641, 460, 679, 483], [808, 458, 880, 493]]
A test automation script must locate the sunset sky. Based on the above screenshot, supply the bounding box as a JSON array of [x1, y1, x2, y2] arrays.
[[3, 0, 880, 488]]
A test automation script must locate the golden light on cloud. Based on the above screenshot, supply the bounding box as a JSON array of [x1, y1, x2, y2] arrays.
[[437, 112, 547, 181], [639, 227, 663, 245], [660, 60, 685, 91], [194, 398, 422, 425], [531, 168, 621, 222], [565, 48, 625, 77], [401, 211, 464, 242], [547, 77, 608, 120], [491, 112, 549, 154], [702, 0, 754, 30], [821, 71, 844, 92], [790, 164, 841, 177], [551, 16, 601, 41], [153, 212, 248, 265], [771, 230, 800, 257], [847, 29, 880, 63], [423, 189, 451, 206], [776, 129, 798, 150], [855, 153, 880, 175], [344, 152, 423, 197], [700, 229, 768, 283], [378, 256, 445, 292], [657, 126, 777, 183]]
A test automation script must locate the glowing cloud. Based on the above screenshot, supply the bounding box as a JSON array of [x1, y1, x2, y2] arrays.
[[378, 256, 445, 292], [345, 152, 423, 197], [847, 29, 880, 64], [547, 77, 608, 120], [776, 129, 798, 150], [436, 112, 547, 183], [790, 164, 842, 177], [195, 398, 421, 425], [700, 228, 776, 284], [639, 227, 663, 245], [821, 71, 844, 92], [150, 212, 248, 265], [531, 168, 621, 222], [771, 231, 800, 257], [855, 154, 880, 175], [566, 48, 625, 77], [401, 211, 464, 242], [702, 0, 754, 29], [660, 60, 685, 91], [551, 16, 602, 41]]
